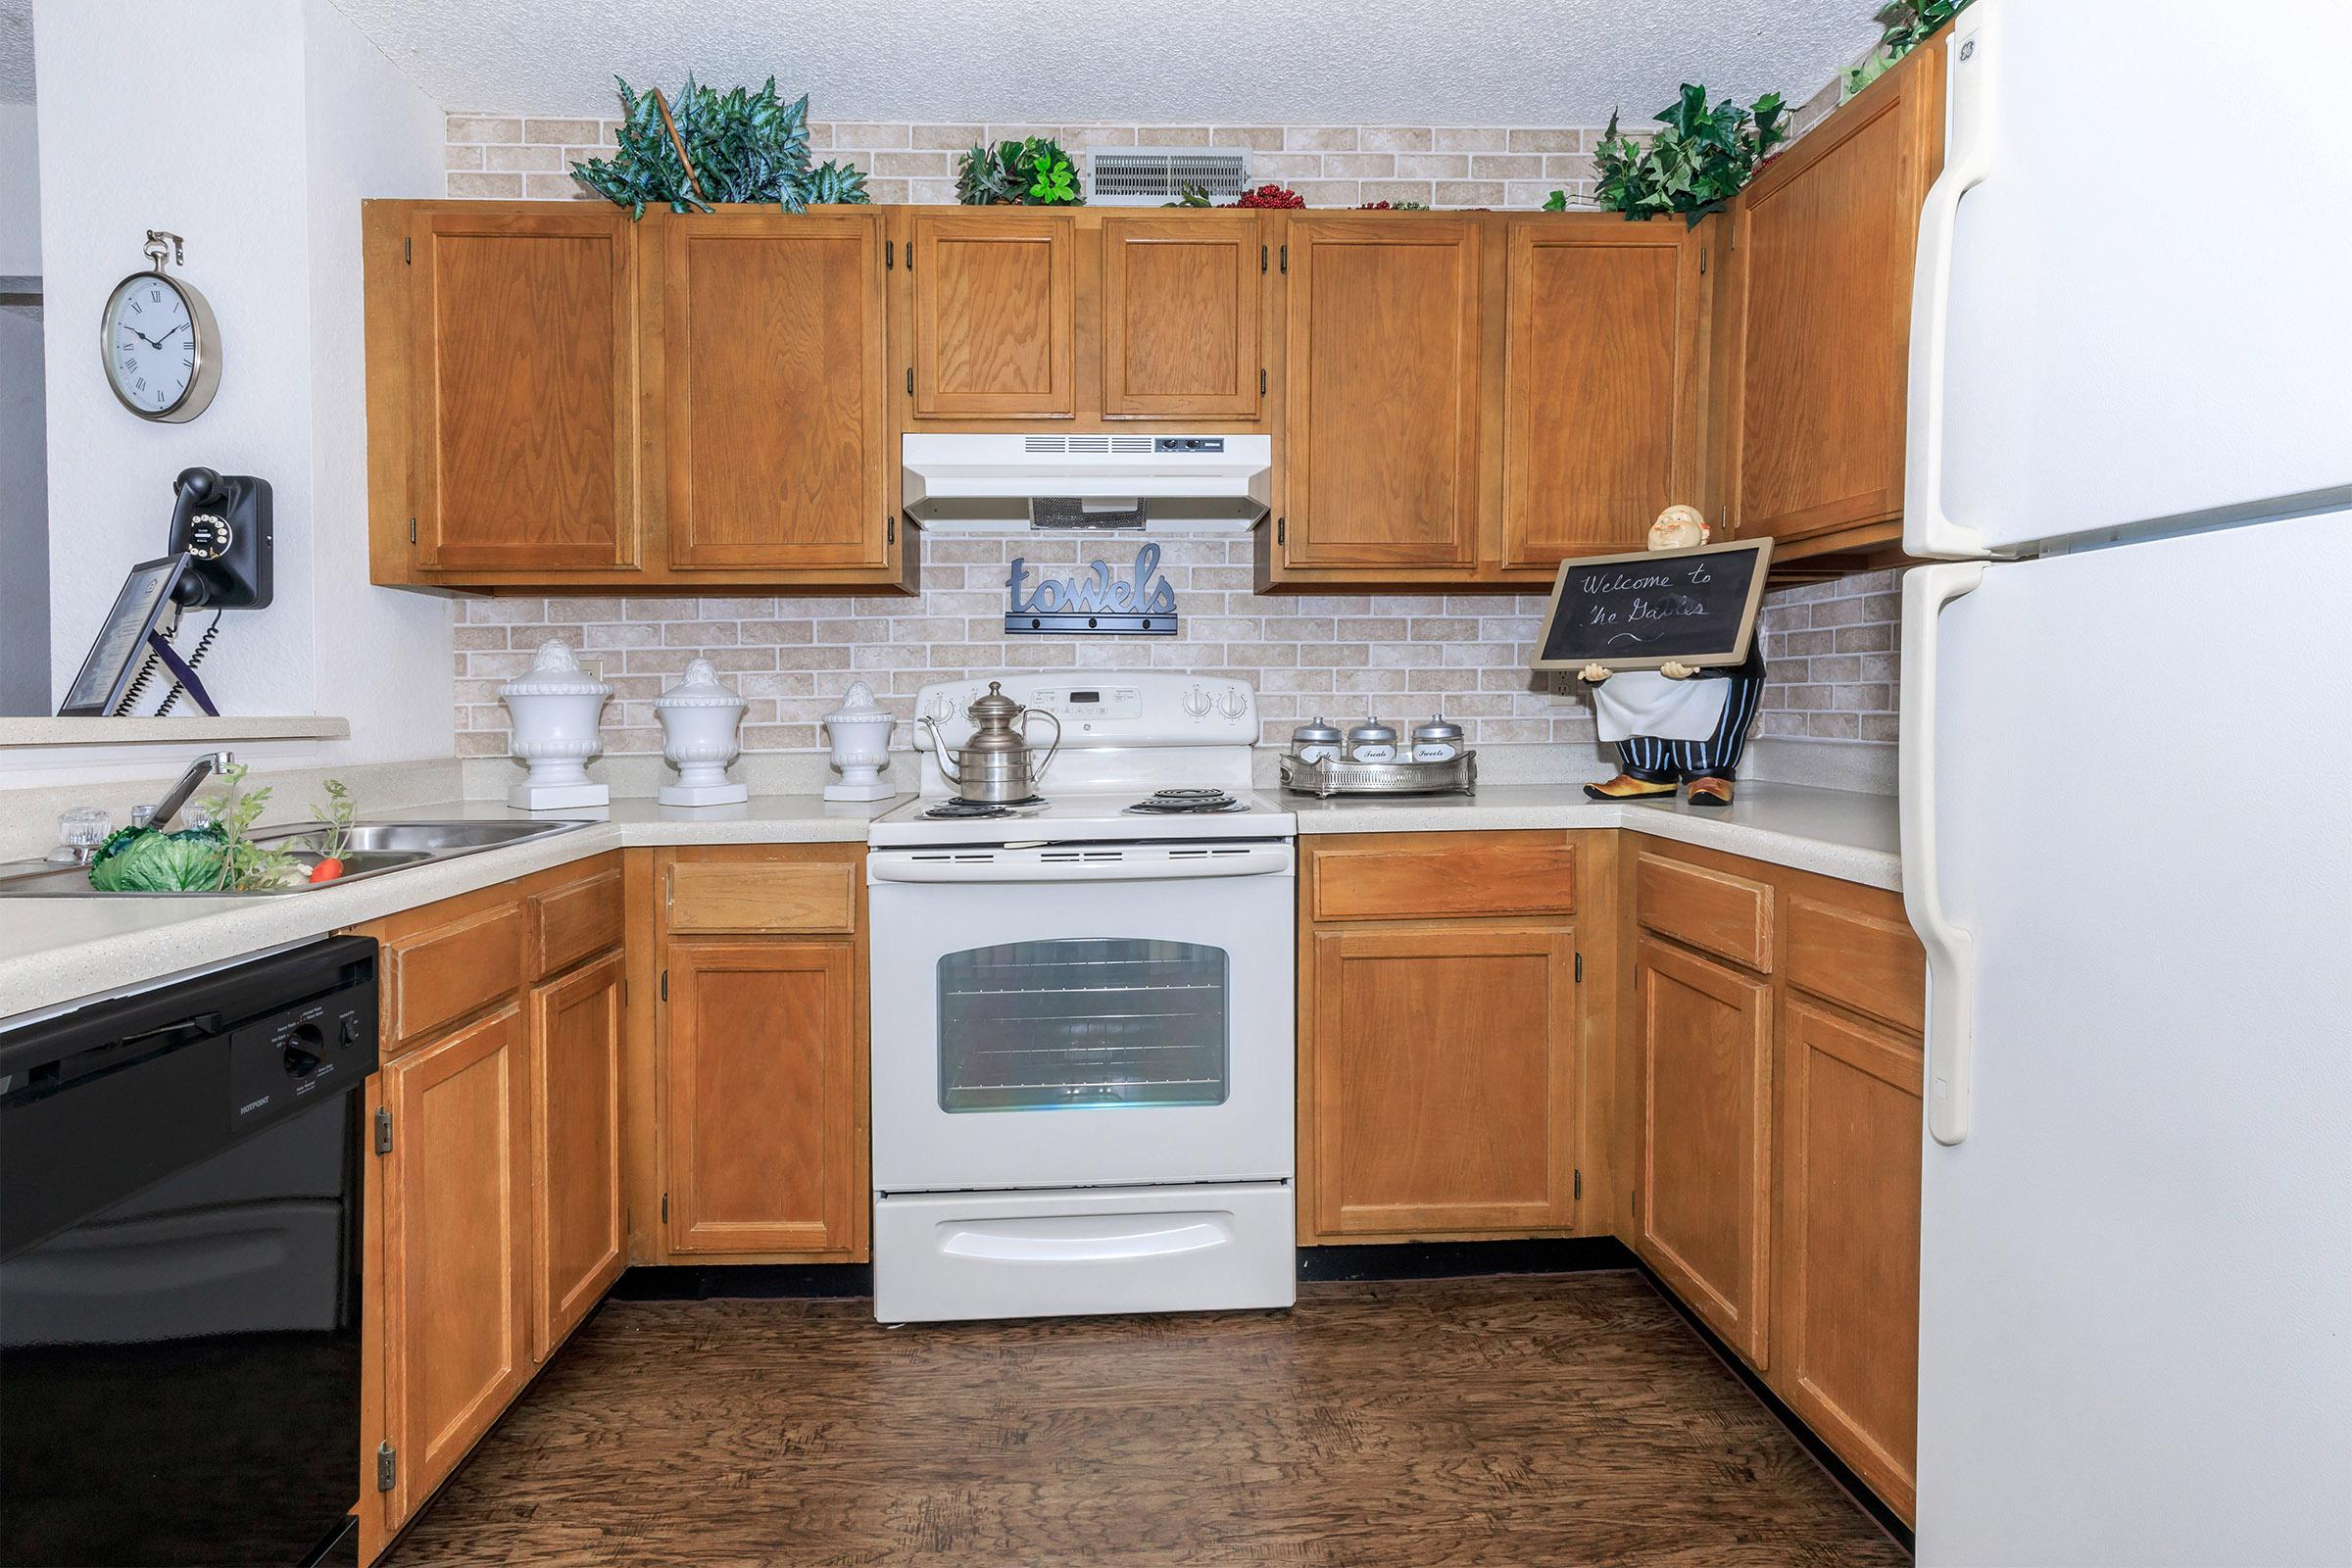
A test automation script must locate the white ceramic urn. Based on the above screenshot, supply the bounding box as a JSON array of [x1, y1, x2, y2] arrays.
[[821, 681, 895, 802], [500, 640, 612, 810], [654, 658, 749, 807]]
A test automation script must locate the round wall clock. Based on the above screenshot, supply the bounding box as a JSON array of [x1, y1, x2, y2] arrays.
[[100, 230, 221, 422]]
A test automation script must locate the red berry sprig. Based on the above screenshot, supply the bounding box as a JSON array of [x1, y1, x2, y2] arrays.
[[1227, 183, 1305, 209]]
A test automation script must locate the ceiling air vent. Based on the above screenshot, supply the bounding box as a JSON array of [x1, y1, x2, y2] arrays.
[[1088, 147, 1251, 206]]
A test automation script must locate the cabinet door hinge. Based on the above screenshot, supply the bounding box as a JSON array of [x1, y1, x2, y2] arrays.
[[1259, 368, 1268, 396], [403, 237, 411, 266], [905, 244, 912, 274], [1260, 243, 1268, 273], [1279, 243, 1288, 273], [885, 239, 895, 270], [1699, 246, 1707, 275], [660, 969, 668, 1002], [887, 514, 897, 546], [1275, 515, 1285, 546], [1574, 1169, 1583, 1200], [906, 367, 914, 396], [375, 1442, 397, 1493], [408, 517, 417, 546], [373, 1106, 393, 1155], [662, 1193, 669, 1223], [1574, 952, 1584, 983]]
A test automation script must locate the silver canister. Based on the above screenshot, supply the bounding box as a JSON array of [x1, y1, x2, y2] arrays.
[[1292, 716, 1347, 764], [1411, 713, 1465, 763], [1346, 716, 1399, 763]]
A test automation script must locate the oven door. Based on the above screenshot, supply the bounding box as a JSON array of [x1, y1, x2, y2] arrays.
[[869, 840, 1295, 1193]]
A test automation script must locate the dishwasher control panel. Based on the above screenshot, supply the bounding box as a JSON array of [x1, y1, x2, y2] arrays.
[[228, 990, 377, 1131]]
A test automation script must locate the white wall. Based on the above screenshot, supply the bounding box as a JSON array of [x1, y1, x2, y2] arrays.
[[0, 102, 36, 277], [32, 0, 451, 764]]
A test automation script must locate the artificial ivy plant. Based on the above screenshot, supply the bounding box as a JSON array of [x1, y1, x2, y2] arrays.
[[1565, 83, 1788, 225], [956, 137, 1084, 205], [571, 75, 870, 217], [1842, 0, 1972, 100]]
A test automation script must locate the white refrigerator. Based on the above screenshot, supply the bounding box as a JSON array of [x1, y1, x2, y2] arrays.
[[1900, 1, 2352, 1562]]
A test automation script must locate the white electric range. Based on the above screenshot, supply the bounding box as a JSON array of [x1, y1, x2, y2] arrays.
[[865, 672, 1298, 1324]]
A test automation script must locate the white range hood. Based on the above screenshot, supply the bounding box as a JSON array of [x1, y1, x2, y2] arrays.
[[902, 433, 1272, 534]]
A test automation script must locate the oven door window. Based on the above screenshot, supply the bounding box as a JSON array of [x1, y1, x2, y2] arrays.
[[938, 938, 1230, 1112]]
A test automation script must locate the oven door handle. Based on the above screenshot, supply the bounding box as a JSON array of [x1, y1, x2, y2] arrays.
[[868, 845, 1295, 884]]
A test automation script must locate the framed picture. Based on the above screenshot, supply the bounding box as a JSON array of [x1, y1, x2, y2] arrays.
[[1531, 537, 1774, 673], [58, 556, 190, 717]]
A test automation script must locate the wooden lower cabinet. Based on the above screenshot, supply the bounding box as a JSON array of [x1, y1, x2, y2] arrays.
[[1308, 924, 1580, 1237], [379, 1005, 532, 1527], [528, 952, 627, 1357], [1634, 935, 1775, 1365], [1773, 996, 1924, 1520]]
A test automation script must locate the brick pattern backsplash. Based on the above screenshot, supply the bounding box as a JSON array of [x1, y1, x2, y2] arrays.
[[452, 537, 1589, 758], [1755, 569, 1902, 742], [445, 116, 1609, 210]]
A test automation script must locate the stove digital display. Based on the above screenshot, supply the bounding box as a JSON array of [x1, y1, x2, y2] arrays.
[[1067, 690, 1101, 705]]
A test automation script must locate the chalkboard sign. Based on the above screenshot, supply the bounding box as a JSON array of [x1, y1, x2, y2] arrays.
[[1531, 537, 1774, 672]]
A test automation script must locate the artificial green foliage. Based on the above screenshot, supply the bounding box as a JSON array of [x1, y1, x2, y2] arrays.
[[1592, 83, 1788, 226], [1165, 182, 1214, 208], [1542, 190, 1569, 211], [87, 826, 228, 892], [956, 137, 1085, 206], [806, 159, 872, 205], [572, 75, 817, 217], [1843, 0, 1972, 100]]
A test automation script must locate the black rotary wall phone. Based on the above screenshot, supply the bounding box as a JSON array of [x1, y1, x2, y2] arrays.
[[59, 468, 274, 718]]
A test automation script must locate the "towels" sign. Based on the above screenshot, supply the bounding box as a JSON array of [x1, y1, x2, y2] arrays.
[[1004, 544, 1180, 636]]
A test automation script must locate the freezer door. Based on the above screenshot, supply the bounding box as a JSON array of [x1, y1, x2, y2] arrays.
[[1907, 515, 2352, 1563], [1908, 0, 2352, 558]]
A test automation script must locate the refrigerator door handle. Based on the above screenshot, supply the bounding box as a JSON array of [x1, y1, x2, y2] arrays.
[[1901, 562, 1984, 1145], [1904, 0, 2001, 561]]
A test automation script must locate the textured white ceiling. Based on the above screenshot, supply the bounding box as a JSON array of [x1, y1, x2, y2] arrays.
[[0, 1, 32, 103], [324, 0, 1874, 124]]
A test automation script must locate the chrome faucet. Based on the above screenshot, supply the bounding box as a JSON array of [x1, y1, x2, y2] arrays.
[[147, 751, 236, 830]]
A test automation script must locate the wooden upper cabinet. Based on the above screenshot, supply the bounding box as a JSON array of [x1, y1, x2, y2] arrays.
[[663, 940, 861, 1255], [1775, 998, 1924, 1522], [656, 211, 890, 569], [908, 212, 1075, 418], [402, 206, 639, 572], [1501, 219, 1705, 568], [1100, 214, 1263, 418], [1636, 935, 1774, 1366], [1281, 216, 1485, 570], [1722, 38, 1945, 545], [1309, 924, 1580, 1238]]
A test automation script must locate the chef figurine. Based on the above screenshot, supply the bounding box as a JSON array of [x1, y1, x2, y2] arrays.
[[1579, 505, 1766, 808]]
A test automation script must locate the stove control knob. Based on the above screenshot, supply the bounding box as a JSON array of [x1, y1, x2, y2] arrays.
[[926, 693, 958, 721], [1217, 687, 1248, 719], [1181, 686, 1211, 718]]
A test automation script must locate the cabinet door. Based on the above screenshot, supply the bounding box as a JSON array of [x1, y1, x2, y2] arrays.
[[1636, 936, 1773, 1364], [659, 212, 891, 569], [1502, 220, 1704, 567], [1309, 925, 1579, 1237], [1725, 42, 1944, 542], [1775, 998, 1923, 1520], [663, 941, 860, 1253], [1101, 214, 1263, 418], [407, 206, 638, 571], [381, 1006, 531, 1524], [909, 213, 1075, 418], [1282, 217, 1484, 569], [528, 952, 625, 1359]]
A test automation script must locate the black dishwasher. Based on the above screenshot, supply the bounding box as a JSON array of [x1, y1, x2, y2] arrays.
[[0, 937, 378, 1568]]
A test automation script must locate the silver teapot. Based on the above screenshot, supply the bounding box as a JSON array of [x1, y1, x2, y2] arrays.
[[920, 682, 1062, 805]]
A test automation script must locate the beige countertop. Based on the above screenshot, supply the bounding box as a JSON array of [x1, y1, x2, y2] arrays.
[[0, 782, 1898, 1027]]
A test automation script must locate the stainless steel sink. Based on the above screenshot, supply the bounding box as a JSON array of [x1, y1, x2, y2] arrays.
[[0, 818, 595, 898]]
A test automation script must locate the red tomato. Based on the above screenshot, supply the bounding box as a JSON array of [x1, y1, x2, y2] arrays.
[[309, 858, 346, 883]]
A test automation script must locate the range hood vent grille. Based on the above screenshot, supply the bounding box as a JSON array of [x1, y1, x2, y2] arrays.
[[1089, 147, 1251, 206], [1024, 435, 1155, 456]]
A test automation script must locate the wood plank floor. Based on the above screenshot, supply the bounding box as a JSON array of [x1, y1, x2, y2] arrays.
[[387, 1272, 1906, 1567]]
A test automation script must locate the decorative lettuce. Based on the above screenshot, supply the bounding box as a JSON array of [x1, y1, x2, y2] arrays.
[[87, 825, 229, 893]]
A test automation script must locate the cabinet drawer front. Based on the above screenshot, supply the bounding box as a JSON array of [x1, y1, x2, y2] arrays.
[[529, 867, 624, 978], [1311, 840, 1576, 922], [1636, 853, 1773, 971], [1787, 893, 1925, 1034], [666, 860, 857, 935], [389, 904, 525, 1047]]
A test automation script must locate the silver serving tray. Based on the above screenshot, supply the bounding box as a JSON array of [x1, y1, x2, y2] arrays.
[[1279, 751, 1477, 798]]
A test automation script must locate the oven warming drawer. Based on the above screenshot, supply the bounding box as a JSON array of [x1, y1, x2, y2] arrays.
[[873, 1182, 1296, 1323]]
